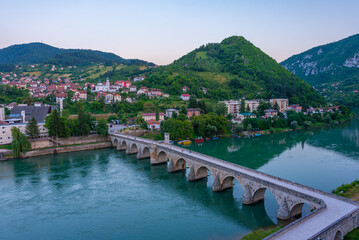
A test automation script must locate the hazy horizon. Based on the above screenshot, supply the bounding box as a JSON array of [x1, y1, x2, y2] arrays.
[[1, 0, 358, 65]]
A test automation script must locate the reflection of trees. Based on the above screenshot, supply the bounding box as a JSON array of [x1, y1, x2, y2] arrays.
[[189, 130, 313, 169], [306, 118, 359, 159], [124, 154, 274, 229]]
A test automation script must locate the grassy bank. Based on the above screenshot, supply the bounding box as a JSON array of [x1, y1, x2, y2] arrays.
[[242, 226, 282, 240], [332, 180, 359, 240]]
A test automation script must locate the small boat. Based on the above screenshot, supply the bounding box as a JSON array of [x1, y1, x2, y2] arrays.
[[254, 133, 261, 137], [212, 137, 219, 140], [233, 135, 239, 138], [205, 137, 211, 141], [195, 138, 204, 143], [178, 140, 192, 146]]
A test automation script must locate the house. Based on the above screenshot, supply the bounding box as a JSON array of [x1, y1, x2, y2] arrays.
[[180, 94, 190, 101], [77, 90, 87, 100], [237, 113, 256, 122], [105, 93, 114, 103], [129, 86, 137, 92], [162, 93, 170, 98], [166, 109, 179, 118], [201, 87, 207, 94], [150, 89, 162, 96], [55, 93, 68, 103], [114, 94, 122, 103], [187, 109, 201, 118], [264, 109, 278, 117], [133, 76, 145, 82], [95, 78, 110, 92], [142, 113, 165, 122], [0, 105, 57, 144], [287, 104, 302, 113], [6, 102, 17, 110], [137, 86, 149, 95], [146, 119, 161, 131], [71, 95, 80, 102], [182, 86, 190, 92], [244, 100, 261, 112]]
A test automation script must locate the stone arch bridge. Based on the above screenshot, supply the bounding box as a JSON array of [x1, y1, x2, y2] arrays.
[[111, 133, 359, 240]]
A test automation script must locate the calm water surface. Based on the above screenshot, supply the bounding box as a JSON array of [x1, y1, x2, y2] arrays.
[[1, 112, 358, 240]]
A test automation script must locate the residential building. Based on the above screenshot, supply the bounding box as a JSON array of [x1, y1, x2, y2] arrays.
[[114, 94, 122, 103], [245, 100, 261, 113], [180, 94, 190, 101], [105, 93, 114, 103], [166, 109, 179, 118], [78, 90, 87, 100], [129, 86, 137, 92], [287, 104, 302, 113], [219, 100, 241, 115], [264, 109, 278, 117], [182, 86, 190, 92], [146, 119, 161, 131], [142, 113, 165, 122], [270, 99, 289, 112], [187, 108, 201, 118], [55, 93, 68, 103], [237, 113, 256, 122], [137, 87, 149, 95]]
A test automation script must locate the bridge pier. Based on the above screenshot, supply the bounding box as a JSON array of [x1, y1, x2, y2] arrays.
[[126, 143, 138, 155], [277, 197, 291, 220], [150, 145, 167, 165], [137, 146, 151, 159]]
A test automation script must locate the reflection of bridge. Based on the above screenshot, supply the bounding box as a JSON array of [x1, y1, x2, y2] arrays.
[[111, 133, 359, 240]]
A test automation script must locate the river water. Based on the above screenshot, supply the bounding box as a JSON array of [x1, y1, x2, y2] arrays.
[[1, 113, 358, 240]]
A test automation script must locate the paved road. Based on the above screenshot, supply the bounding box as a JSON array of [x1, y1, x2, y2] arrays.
[[112, 133, 359, 239]]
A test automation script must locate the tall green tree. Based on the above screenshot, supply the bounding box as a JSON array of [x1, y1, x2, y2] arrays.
[[240, 99, 245, 113], [11, 127, 31, 158], [45, 109, 70, 138], [78, 107, 91, 136], [95, 118, 109, 136], [25, 117, 40, 139]]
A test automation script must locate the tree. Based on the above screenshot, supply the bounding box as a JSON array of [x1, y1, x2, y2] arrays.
[[233, 124, 244, 134], [188, 97, 198, 109], [206, 125, 217, 137], [11, 127, 31, 158], [216, 102, 227, 116], [240, 99, 245, 113], [324, 114, 332, 124], [45, 109, 70, 138], [290, 121, 298, 130], [77, 106, 91, 136], [95, 118, 109, 136], [25, 117, 40, 139]]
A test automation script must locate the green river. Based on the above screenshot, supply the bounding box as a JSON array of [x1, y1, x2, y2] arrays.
[[0, 112, 358, 240]]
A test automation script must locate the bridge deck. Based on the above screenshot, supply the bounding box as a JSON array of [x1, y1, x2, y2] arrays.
[[111, 134, 359, 239]]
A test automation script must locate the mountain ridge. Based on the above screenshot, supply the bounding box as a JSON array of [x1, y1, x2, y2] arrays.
[[280, 34, 359, 106], [0, 42, 154, 66]]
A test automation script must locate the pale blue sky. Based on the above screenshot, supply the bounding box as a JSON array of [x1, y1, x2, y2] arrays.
[[0, 0, 358, 65]]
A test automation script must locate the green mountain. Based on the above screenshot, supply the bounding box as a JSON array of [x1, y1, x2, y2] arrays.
[[0, 42, 153, 66], [281, 34, 359, 106], [136, 36, 324, 107]]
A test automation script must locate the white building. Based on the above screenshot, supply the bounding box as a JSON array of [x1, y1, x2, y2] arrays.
[[95, 77, 111, 92], [219, 100, 241, 116]]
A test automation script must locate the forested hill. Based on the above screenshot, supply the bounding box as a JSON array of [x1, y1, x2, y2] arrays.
[[0, 42, 153, 66], [281, 34, 359, 106], [137, 36, 324, 107]]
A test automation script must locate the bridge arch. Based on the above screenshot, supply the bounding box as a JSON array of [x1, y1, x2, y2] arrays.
[[113, 138, 118, 147], [130, 143, 139, 154], [119, 140, 127, 150], [196, 165, 214, 179], [142, 147, 150, 157], [175, 158, 187, 169], [334, 229, 343, 240], [252, 187, 267, 203], [157, 151, 169, 163], [221, 175, 235, 190]]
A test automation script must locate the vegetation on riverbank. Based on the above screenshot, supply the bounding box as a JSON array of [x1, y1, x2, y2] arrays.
[[332, 180, 359, 240], [241, 226, 282, 240]]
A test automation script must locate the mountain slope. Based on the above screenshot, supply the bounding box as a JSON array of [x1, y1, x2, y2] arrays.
[[138, 36, 324, 107], [281, 34, 359, 106], [0, 42, 153, 66]]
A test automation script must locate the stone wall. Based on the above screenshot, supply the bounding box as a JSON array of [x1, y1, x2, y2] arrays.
[[24, 142, 112, 158], [30, 139, 53, 149], [57, 135, 109, 145]]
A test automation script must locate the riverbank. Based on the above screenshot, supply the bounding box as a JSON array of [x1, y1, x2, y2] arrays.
[[332, 180, 359, 240], [1, 135, 112, 160], [241, 225, 282, 240]]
